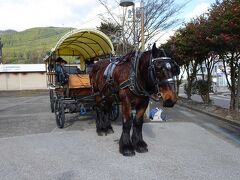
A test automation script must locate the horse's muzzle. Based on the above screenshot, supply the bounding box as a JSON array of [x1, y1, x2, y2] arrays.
[[163, 99, 176, 107]]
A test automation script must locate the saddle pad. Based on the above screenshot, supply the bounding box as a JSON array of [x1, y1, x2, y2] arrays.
[[104, 58, 120, 80], [68, 74, 91, 88]]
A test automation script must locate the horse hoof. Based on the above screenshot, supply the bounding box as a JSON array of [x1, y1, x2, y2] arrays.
[[122, 149, 135, 156], [136, 146, 148, 153], [97, 131, 105, 136], [106, 128, 114, 134], [120, 147, 135, 156]]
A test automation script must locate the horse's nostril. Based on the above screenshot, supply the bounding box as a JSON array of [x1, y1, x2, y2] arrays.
[[163, 99, 175, 107]]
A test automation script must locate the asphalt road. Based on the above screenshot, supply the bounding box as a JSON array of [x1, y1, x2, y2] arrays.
[[0, 91, 240, 180]]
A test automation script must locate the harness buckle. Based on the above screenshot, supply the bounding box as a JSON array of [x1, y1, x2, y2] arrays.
[[157, 92, 161, 98], [130, 85, 134, 91]]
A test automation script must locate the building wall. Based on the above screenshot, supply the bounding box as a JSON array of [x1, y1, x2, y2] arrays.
[[0, 72, 47, 90]]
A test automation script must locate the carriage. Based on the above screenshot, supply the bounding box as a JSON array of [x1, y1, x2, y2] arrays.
[[44, 29, 119, 128]]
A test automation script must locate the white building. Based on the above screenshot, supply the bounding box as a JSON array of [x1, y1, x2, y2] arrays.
[[195, 61, 230, 92], [0, 64, 47, 90]]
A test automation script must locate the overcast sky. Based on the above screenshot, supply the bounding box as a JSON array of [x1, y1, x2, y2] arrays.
[[0, 0, 216, 43], [0, 0, 216, 30]]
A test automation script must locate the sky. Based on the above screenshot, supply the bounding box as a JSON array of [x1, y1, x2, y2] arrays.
[[0, 0, 216, 42]]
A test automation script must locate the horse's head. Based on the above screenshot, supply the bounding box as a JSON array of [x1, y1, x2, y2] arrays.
[[150, 43, 180, 107]]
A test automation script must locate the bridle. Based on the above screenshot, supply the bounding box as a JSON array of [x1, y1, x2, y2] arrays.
[[148, 56, 177, 99]]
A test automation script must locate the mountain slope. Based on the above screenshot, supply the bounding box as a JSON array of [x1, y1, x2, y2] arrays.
[[1, 27, 73, 63]]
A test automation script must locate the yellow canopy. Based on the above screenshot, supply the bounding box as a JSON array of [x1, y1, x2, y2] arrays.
[[44, 28, 114, 62]]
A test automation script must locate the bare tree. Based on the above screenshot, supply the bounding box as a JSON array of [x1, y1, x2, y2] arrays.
[[98, 0, 188, 52]]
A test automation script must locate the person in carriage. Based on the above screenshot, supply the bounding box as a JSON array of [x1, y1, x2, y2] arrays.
[[55, 57, 68, 86]]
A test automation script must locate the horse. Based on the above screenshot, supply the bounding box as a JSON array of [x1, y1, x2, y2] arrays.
[[90, 43, 180, 156]]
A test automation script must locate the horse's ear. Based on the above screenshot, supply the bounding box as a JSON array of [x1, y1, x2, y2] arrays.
[[152, 43, 158, 58]]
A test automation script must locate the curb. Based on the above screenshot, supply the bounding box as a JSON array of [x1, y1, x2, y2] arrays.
[[177, 102, 240, 127]]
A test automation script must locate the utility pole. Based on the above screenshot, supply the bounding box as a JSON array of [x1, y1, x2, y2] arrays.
[[140, 0, 145, 51], [236, 62, 240, 118], [0, 38, 3, 64]]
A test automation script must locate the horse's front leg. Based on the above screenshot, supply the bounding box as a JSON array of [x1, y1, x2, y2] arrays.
[[119, 99, 135, 156], [131, 99, 149, 153]]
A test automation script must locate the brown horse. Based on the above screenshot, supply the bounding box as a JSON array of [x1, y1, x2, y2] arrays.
[[90, 43, 180, 156]]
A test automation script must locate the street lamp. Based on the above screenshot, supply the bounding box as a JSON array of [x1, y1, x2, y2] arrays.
[[120, 0, 134, 7], [120, 0, 136, 52], [140, 0, 144, 51], [120, 0, 145, 52]]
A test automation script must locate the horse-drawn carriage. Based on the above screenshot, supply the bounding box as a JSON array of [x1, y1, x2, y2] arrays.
[[44, 28, 180, 156], [44, 29, 119, 128]]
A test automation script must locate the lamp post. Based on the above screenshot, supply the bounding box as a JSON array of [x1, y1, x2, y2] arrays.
[[140, 0, 144, 51], [120, 0, 136, 51], [120, 0, 134, 7]]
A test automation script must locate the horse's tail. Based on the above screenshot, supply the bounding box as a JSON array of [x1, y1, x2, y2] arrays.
[[89, 64, 98, 93]]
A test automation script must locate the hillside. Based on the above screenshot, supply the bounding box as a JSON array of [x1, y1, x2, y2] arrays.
[[0, 27, 74, 64]]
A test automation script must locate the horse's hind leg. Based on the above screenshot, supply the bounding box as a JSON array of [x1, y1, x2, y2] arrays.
[[131, 101, 148, 153], [95, 106, 106, 136], [105, 116, 114, 134], [119, 101, 135, 156], [104, 101, 114, 134], [95, 102, 114, 136]]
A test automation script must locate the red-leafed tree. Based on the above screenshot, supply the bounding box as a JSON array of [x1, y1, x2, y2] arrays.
[[207, 0, 240, 110], [163, 16, 216, 102]]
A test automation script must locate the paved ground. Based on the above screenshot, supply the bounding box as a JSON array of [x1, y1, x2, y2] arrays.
[[0, 91, 240, 180]]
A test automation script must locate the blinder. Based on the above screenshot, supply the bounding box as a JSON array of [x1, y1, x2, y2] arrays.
[[149, 57, 180, 86]]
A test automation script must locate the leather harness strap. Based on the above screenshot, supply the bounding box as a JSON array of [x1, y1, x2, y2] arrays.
[[119, 51, 176, 101]]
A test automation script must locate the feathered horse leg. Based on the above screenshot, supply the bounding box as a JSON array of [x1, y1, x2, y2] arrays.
[[131, 98, 148, 153]]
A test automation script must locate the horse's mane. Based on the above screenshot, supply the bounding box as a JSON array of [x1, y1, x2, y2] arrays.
[[118, 51, 135, 64], [118, 50, 152, 65]]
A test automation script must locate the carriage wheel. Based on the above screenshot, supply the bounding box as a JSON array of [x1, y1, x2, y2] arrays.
[[49, 89, 55, 113], [108, 95, 119, 121], [55, 98, 65, 128]]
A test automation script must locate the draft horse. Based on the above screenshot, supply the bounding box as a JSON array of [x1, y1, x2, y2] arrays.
[[90, 43, 180, 156]]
